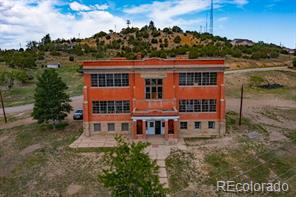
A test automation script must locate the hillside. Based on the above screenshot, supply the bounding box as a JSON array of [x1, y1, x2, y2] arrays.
[[0, 22, 295, 107]]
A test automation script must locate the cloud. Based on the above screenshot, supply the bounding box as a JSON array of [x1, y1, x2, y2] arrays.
[[232, 0, 248, 6], [69, 1, 91, 11], [69, 1, 109, 11], [124, 0, 209, 29], [0, 0, 122, 49]]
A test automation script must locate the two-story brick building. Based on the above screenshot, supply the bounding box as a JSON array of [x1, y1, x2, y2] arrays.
[[82, 57, 227, 140]]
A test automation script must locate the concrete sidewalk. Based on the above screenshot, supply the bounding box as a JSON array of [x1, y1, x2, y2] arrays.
[[69, 133, 187, 188]]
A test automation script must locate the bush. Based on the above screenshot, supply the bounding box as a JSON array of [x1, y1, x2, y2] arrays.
[[50, 51, 61, 56], [174, 36, 181, 44]]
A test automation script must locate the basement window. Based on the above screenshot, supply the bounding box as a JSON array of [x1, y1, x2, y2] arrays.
[[208, 121, 215, 129], [94, 123, 101, 132], [108, 123, 115, 131], [194, 122, 201, 129], [121, 123, 129, 131], [180, 122, 188, 129]]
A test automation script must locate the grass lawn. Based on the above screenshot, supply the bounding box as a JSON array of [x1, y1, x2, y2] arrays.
[[2, 63, 83, 107], [225, 70, 296, 100], [0, 121, 109, 196]]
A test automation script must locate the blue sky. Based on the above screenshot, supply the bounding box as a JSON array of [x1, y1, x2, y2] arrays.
[[0, 0, 295, 49]]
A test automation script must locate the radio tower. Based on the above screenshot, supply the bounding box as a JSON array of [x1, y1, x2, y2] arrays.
[[209, 0, 214, 34]]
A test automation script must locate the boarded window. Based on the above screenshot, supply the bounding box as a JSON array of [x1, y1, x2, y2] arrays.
[[94, 123, 101, 132], [121, 123, 129, 131], [108, 123, 115, 131]]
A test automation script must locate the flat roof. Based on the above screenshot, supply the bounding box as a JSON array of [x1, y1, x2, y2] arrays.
[[83, 58, 226, 68]]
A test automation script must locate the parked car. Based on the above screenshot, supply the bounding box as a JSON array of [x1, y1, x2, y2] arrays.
[[73, 109, 83, 120]]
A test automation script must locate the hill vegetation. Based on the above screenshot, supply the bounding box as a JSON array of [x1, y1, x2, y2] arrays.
[[1, 21, 294, 68], [0, 22, 294, 106]]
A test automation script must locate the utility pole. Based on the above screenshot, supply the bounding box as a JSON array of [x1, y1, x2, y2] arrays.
[[239, 84, 244, 126], [0, 90, 7, 123], [209, 0, 214, 34]]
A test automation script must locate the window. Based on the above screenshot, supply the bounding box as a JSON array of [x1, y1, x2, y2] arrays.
[[202, 100, 209, 112], [92, 101, 130, 114], [145, 79, 163, 99], [179, 99, 216, 112], [208, 121, 215, 129], [179, 72, 217, 86], [91, 74, 98, 86], [121, 123, 129, 131], [108, 123, 115, 131], [94, 123, 101, 132], [209, 100, 216, 112], [180, 122, 188, 129], [194, 122, 201, 129], [91, 74, 129, 87]]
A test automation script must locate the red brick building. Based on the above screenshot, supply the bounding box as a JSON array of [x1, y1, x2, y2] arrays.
[[83, 58, 227, 140]]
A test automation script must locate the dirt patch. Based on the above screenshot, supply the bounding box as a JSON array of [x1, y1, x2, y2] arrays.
[[66, 184, 83, 196], [19, 143, 43, 156], [0, 135, 9, 143]]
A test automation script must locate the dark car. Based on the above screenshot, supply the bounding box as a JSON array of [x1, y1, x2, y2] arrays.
[[73, 109, 83, 120]]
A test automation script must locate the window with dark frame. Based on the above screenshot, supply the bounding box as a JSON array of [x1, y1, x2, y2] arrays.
[[121, 123, 129, 131], [194, 122, 201, 129], [179, 72, 217, 86], [108, 123, 115, 131], [145, 78, 163, 99], [94, 123, 101, 132], [90, 74, 129, 87], [92, 101, 130, 114], [179, 99, 216, 112], [208, 121, 215, 129], [180, 122, 188, 129]]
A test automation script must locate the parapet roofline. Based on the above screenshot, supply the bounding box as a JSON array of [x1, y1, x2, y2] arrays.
[[83, 58, 226, 68]]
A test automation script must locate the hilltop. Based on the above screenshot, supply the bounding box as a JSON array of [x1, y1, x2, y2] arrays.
[[1, 22, 294, 70]]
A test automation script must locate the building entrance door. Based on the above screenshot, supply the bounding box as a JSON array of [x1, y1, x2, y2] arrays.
[[147, 121, 154, 135], [155, 121, 161, 135]]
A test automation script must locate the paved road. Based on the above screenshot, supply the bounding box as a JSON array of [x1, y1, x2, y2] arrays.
[[1, 66, 295, 115], [225, 66, 294, 74], [0, 95, 83, 115]]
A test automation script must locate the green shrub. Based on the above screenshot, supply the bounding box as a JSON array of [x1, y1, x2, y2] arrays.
[[249, 75, 265, 87], [293, 58, 296, 68], [174, 36, 181, 44], [69, 56, 74, 61]]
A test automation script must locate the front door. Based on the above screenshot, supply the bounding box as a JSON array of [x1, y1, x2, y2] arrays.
[[155, 121, 161, 135], [147, 121, 155, 135]]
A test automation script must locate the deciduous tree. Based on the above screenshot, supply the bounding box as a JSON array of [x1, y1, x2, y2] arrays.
[[99, 136, 167, 197]]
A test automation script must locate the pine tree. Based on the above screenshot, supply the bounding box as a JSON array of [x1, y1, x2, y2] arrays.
[[99, 136, 167, 197], [32, 69, 72, 126]]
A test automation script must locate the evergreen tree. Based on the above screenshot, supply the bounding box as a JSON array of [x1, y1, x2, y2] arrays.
[[41, 34, 51, 45], [99, 136, 167, 197], [32, 69, 72, 126], [293, 57, 296, 68]]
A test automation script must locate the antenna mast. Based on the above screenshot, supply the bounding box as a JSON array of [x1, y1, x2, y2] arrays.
[[127, 20, 131, 28], [209, 0, 214, 34]]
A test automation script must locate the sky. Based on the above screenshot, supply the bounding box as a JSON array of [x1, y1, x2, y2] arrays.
[[0, 0, 295, 49]]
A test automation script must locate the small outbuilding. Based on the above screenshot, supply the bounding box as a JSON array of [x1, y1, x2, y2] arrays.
[[46, 64, 61, 69]]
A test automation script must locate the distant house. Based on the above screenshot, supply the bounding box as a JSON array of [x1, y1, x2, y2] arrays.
[[283, 48, 295, 55], [46, 64, 61, 69], [231, 39, 254, 46]]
